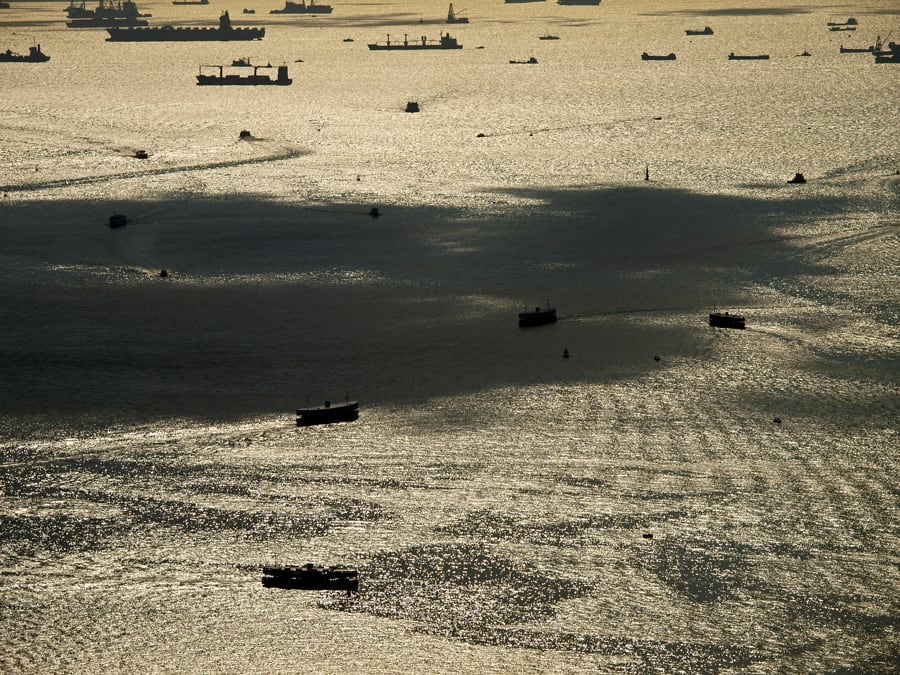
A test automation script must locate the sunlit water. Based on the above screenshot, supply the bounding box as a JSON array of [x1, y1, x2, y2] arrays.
[[1, 0, 898, 672]]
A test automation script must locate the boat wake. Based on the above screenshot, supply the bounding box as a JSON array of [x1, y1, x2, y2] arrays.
[[0, 146, 311, 194]]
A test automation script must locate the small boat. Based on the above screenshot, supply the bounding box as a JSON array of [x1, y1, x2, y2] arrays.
[[538, 34, 559, 40], [368, 33, 462, 50], [788, 172, 806, 184], [0, 44, 50, 62], [133, 149, 148, 159], [518, 305, 557, 327], [839, 36, 883, 53], [728, 53, 769, 60], [641, 52, 676, 60], [197, 63, 291, 85], [242, 8, 255, 13], [270, 0, 332, 14], [109, 213, 127, 228], [0, 2, 11, 8], [405, 101, 419, 112], [685, 26, 713, 36], [557, 0, 600, 5], [510, 56, 538, 64], [296, 398, 359, 426], [709, 312, 745, 329], [446, 3, 468, 24], [262, 564, 359, 593]]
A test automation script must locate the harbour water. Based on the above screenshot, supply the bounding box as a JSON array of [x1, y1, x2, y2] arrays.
[[1, 0, 898, 672]]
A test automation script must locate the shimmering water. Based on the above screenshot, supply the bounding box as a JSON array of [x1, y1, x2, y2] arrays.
[[1, 0, 898, 672]]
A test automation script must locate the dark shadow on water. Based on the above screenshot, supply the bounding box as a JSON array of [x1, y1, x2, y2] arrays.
[[0, 183, 875, 436]]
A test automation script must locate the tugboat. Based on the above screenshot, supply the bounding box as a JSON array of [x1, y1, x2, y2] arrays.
[[262, 564, 359, 593], [196, 62, 291, 85], [368, 33, 462, 50], [270, 0, 332, 14], [106, 11, 264, 41], [708, 311, 745, 329], [296, 398, 359, 426], [518, 304, 557, 327], [0, 43, 50, 62], [685, 26, 713, 36], [641, 52, 676, 60], [446, 3, 468, 23]]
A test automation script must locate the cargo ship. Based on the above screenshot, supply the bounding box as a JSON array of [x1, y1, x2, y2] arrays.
[[368, 32, 461, 50], [270, 0, 332, 13], [106, 11, 264, 41], [197, 62, 291, 85]]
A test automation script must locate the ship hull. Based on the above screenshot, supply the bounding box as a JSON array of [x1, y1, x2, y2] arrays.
[[197, 76, 291, 85], [107, 27, 264, 41]]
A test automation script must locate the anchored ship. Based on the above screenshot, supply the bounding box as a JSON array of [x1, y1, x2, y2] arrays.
[[0, 43, 50, 62], [262, 564, 359, 593], [685, 26, 713, 36], [642, 52, 676, 60], [368, 32, 461, 50], [106, 11, 264, 41], [197, 62, 291, 85], [270, 0, 332, 13]]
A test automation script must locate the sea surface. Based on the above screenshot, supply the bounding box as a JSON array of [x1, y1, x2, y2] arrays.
[[1, 0, 898, 672]]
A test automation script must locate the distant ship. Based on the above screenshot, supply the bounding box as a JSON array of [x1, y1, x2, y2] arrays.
[[642, 52, 676, 60], [196, 62, 291, 85], [539, 33, 560, 40], [557, 0, 600, 5], [296, 398, 359, 426], [173, 0, 209, 4], [446, 3, 468, 23], [709, 312, 745, 329], [270, 0, 332, 14], [107, 11, 264, 41], [518, 305, 557, 327], [368, 33, 462, 50], [830, 26, 856, 32], [873, 41, 899, 63], [0, 44, 50, 62], [262, 564, 359, 593], [728, 52, 769, 60], [510, 56, 538, 64], [65, 0, 150, 19], [685, 26, 713, 36], [66, 0, 151, 26], [839, 36, 884, 53], [826, 17, 857, 26], [505, 0, 545, 4]]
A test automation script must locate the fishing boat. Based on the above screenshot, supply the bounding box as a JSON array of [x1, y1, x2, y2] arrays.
[[708, 312, 745, 329], [446, 3, 468, 23], [642, 52, 676, 60], [262, 564, 359, 593], [0, 44, 50, 62], [107, 11, 264, 41], [196, 62, 291, 85], [510, 56, 538, 64], [296, 398, 359, 426], [728, 53, 769, 60], [518, 305, 557, 327], [270, 0, 332, 14], [367, 33, 461, 50], [685, 26, 713, 36]]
